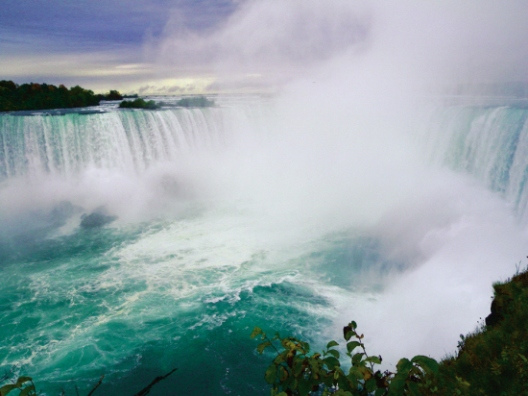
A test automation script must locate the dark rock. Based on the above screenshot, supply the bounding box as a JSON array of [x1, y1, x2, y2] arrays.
[[80, 212, 117, 229], [485, 271, 528, 327], [485, 298, 504, 327]]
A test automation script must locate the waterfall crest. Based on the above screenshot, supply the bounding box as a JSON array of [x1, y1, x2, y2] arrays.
[[3, 102, 528, 217], [0, 108, 241, 179]]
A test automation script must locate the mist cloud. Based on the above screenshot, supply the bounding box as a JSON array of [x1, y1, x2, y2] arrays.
[[150, 0, 528, 93], [151, 1, 372, 90]]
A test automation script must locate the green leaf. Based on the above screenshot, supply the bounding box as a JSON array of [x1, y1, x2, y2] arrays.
[[346, 341, 361, 353], [279, 366, 289, 382], [326, 340, 339, 349], [408, 381, 422, 396], [282, 338, 296, 350], [340, 372, 354, 390], [273, 353, 285, 365], [347, 368, 361, 386], [387, 376, 406, 395], [365, 377, 377, 392], [322, 372, 335, 387], [265, 366, 277, 384], [257, 341, 272, 354], [251, 327, 263, 339], [309, 357, 322, 374], [411, 355, 439, 374], [343, 326, 353, 341], [365, 355, 382, 365], [298, 378, 312, 396], [396, 357, 413, 374], [324, 356, 340, 370], [326, 349, 340, 359], [293, 358, 305, 376], [343, 322, 357, 341], [352, 352, 365, 366]]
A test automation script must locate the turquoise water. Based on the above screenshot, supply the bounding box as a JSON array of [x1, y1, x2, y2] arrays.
[[0, 205, 388, 394], [2, 97, 528, 394]]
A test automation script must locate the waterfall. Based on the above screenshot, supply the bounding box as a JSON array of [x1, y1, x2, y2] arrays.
[[425, 104, 528, 218], [0, 107, 244, 179], [4, 103, 528, 218]]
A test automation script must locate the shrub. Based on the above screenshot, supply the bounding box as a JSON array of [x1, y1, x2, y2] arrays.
[[252, 320, 441, 395], [253, 269, 528, 395]]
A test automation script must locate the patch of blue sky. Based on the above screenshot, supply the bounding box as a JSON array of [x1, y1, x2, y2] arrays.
[[0, 0, 236, 51]]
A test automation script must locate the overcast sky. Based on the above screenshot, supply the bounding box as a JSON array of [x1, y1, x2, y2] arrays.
[[0, 0, 238, 93], [1, 1, 527, 94]]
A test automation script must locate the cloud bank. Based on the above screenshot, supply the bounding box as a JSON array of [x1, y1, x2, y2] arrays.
[[3, 0, 527, 93], [150, 0, 528, 93]]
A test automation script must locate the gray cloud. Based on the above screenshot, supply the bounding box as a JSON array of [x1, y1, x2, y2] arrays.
[[2, 0, 527, 93], [0, 0, 237, 91], [151, 1, 372, 88], [150, 0, 528, 93]]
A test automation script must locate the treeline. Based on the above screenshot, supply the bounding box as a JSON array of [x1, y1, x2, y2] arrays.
[[118, 96, 215, 110], [0, 80, 123, 112], [119, 98, 159, 110]]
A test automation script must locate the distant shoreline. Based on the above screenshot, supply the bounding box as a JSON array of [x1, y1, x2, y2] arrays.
[[0, 80, 123, 112], [1, 80, 216, 113]]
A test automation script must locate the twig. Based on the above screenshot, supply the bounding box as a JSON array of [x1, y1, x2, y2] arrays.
[[86, 375, 104, 396], [133, 368, 178, 396]]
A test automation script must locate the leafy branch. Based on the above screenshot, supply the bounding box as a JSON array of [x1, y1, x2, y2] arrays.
[[252, 320, 440, 396]]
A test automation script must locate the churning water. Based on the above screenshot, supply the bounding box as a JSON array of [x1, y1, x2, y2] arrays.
[[1, 95, 528, 394]]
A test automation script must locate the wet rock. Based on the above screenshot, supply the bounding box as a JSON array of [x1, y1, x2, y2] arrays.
[[80, 211, 117, 229]]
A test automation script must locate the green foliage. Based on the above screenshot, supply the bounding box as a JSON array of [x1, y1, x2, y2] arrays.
[[252, 321, 440, 395], [175, 96, 214, 108], [253, 269, 528, 396], [0, 376, 36, 396], [431, 270, 528, 395], [119, 98, 159, 110], [0, 80, 100, 111], [102, 90, 123, 101]]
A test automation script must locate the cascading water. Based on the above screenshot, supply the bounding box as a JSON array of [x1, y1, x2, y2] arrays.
[[0, 108, 232, 178], [425, 103, 528, 218], [1, 96, 528, 395]]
